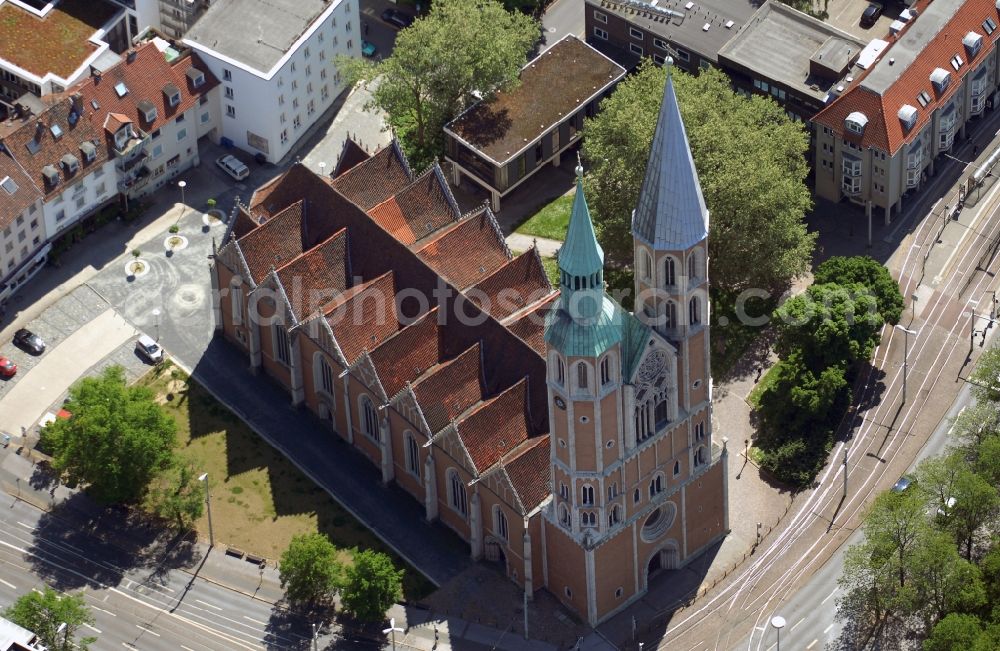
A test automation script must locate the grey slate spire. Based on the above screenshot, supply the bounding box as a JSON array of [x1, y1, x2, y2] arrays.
[[631, 58, 709, 251]]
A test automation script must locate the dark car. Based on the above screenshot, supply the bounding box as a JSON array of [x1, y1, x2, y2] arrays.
[[891, 475, 913, 493], [381, 8, 413, 29], [861, 3, 882, 27], [13, 328, 45, 355]]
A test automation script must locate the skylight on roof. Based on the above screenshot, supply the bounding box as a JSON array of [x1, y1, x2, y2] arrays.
[[50, 124, 63, 139], [984, 17, 997, 35], [114, 82, 128, 97], [951, 54, 964, 71], [91, 99, 99, 110], [917, 90, 931, 107], [0, 176, 17, 196]]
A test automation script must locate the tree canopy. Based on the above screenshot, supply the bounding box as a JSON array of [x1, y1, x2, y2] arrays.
[[4, 587, 96, 651], [342, 0, 537, 169], [40, 366, 176, 504], [339, 549, 404, 623], [146, 458, 205, 530], [279, 533, 344, 608], [814, 255, 905, 325], [581, 60, 814, 295]]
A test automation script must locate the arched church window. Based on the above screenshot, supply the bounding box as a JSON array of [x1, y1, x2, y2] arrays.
[[576, 362, 588, 390], [664, 300, 676, 329], [556, 356, 565, 386], [664, 256, 676, 286], [600, 356, 612, 386], [688, 251, 698, 280], [689, 296, 701, 326], [643, 251, 653, 281]]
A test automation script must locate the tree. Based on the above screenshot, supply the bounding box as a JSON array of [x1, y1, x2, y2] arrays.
[[916, 452, 965, 518], [339, 549, 404, 623], [946, 468, 999, 560], [970, 347, 1000, 402], [39, 366, 176, 504], [951, 401, 1000, 454], [773, 282, 884, 372], [4, 587, 96, 651], [925, 613, 985, 651], [279, 533, 343, 607], [581, 60, 814, 294], [341, 0, 537, 168], [910, 529, 986, 633], [813, 256, 904, 325], [147, 458, 205, 530]]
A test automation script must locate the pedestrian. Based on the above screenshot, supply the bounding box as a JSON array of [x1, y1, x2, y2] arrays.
[[363, 21, 368, 36], [755, 366, 763, 382]]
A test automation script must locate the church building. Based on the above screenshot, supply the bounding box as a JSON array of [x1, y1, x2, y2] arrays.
[[210, 60, 727, 627]]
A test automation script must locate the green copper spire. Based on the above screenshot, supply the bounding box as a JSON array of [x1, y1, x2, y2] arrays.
[[556, 162, 605, 321]]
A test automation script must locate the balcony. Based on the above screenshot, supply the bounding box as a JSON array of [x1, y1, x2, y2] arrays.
[[118, 164, 151, 194], [114, 130, 149, 170]]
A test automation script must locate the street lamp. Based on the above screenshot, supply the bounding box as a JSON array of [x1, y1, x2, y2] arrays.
[[318, 161, 326, 177], [770, 615, 786, 651], [382, 617, 403, 651], [152, 308, 161, 342], [198, 472, 214, 547], [56, 622, 67, 649], [177, 180, 187, 222], [895, 325, 917, 404]]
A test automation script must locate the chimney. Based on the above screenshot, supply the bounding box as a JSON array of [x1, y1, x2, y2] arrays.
[[70, 93, 83, 113], [126, 49, 137, 63]]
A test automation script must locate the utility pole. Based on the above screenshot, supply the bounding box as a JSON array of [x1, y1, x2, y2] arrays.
[[843, 445, 848, 499], [198, 472, 214, 547], [895, 325, 916, 403]]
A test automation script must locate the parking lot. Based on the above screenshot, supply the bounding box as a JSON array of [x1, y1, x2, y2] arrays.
[[825, 0, 901, 40]]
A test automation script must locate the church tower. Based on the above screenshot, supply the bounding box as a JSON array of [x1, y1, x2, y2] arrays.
[[540, 60, 728, 627]]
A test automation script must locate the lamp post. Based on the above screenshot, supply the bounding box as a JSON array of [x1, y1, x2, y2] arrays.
[[318, 161, 326, 177], [56, 622, 67, 650], [382, 617, 403, 651], [770, 615, 786, 651], [152, 308, 161, 342], [895, 325, 917, 404], [177, 180, 187, 222], [198, 472, 214, 547]]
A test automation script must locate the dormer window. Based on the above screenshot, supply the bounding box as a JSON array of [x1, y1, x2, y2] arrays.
[[114, 128, 130, 149], [844, 111, 868, 135], [930, 67, 951, 94], [41, 165, 59, 187], [163, 83, 181, 107], [138, 100, 158, 124], [80, 141, 96, 163], [964, 31, 983, 58], [898, 104, 918, 131], [60, 154, 79, 174], [186, 67, 205, 88]]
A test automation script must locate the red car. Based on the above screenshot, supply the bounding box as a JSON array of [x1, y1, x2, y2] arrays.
[[0, 356, 16, 377]]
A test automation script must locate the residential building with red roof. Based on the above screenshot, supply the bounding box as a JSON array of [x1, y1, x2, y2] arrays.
[[812, 0, 1000, 220], [0, 143, 46, 304], [182, 0, 360, 163], [212, 61, 728, 625], [0, 39, 216, 303]]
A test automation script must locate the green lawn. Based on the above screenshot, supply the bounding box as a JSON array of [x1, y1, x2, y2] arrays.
[[747, 364, 779, 409], [515, 193, 573, 241], [142, 364, 435, 600]]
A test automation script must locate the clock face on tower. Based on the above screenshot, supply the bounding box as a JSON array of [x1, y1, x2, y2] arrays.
[[637, 350, 667, 384]]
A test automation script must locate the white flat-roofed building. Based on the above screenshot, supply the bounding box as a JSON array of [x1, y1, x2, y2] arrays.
[[183, 0, 359, 163]]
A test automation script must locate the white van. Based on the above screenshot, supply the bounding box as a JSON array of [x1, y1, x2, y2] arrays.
[[216, 154, 250, 181], [135, 334, 164, 364]]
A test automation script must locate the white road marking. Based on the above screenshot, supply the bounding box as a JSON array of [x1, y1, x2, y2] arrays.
[[806, 640, 818, 649], [83, 623, 101, 634], [824, 624, 834, 634], [821, 587, 838, 604], [181, 646, 197, 651], [243, 615, 266, 625], [195, 598, 223, 611], [31, 588, 42, 594], [91, 605, 117, 616], [790, 618, 803, 631], [0, 579, 15, 589], [15, 522, 33, 530], [136, 624, 160, 637]]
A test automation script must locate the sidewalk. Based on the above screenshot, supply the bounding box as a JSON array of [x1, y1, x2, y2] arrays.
[[506, 233, 561, 257]]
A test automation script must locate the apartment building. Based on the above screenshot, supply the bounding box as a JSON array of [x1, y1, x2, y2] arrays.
[[183, 0, 359, 163], [584, 0, 753, 74], [0, 0, 139, 114], [157, 0, 209, 38], [813, 0, 1000, 222], [0, 40, 217, 302]]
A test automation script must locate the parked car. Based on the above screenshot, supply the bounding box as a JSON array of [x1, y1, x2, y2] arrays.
[[135, 334, 164, 364], [216, 154, 250, 181], [381, 8, 413, 29], [860, 3, 882, 27], [0, 356, 15, 377], [890, 475, 914, 492], [362, 40, 377, 58], [13, 328, 45, 355]]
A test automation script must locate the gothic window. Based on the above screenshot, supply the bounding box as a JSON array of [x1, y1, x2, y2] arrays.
[[635, 400, 653, 442], [448, 469, 468, 516], [360, 395, 378, 441], [494, 506, 509, 541], [559, 503, 571, 527], [405, 432, 420, 477], [556, 356, 565, 386], [609, 504, 621, 527], [274, 325, 290, 364], [559, 482, 569, 500], [230, 285, 244, 324], [315, 354, 334, 395], [607, 482, 618, 501], [582, 484, 595, 505], [664, 300, 676, 330], [643, 250, 653, 281], [600, 356, 612, 386], [688, 252, 698, 281], [633, 488, 641, 504], [695, 421, 705, 441], [673, 460, 681, 476], [664, 256, 676, 286], [689, 296, 701, 326], [576, 362, 589, 390], [694, 446, 708, 468], [654, 398, 669, 429], [582, 511, 597, 527], [649, 473, 664, 499]]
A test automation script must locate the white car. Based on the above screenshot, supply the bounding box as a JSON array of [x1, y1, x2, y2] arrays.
[[216, 154, 249, 181], [135, 334, 164, 364]]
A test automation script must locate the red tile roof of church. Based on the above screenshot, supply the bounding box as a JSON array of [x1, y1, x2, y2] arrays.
[[331, 143, 412, 210], [238, 200, 306, 283], [332, 137, 371, 177], [416, 207, 510, 289], [326, 271, 401, 365], [367, 167, 459, 246], [275, 228, 349, 320], [455, 377, 531, 474], [505, 292, 559, 355], [369, 309, 443, 399], [471, 249, 553, 322], [412, 343, 485, 434], [504, 434, 551, 513]]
